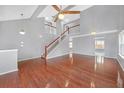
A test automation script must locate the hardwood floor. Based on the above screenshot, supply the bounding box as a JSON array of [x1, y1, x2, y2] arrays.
[[0, 53, 124, 88]]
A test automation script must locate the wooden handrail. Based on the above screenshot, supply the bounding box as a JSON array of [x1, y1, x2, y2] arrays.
[[61, 28, 69, 36], [47, 35, 60, 48], [45, 24, 56, 28], [47, 27, 70, 48], [69, 24, 80, 29], [42, 24, 80, 63]]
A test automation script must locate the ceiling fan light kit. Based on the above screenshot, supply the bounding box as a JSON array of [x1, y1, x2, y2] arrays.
[[58, 13, 64, 20], [52, 5, 80, 22]]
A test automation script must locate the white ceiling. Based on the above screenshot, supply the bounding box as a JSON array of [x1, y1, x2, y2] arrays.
[[0, 5, 93, 22], [0, 5, 38, 21], [38, 5, 93, 23], [38, 5, 68, 18]]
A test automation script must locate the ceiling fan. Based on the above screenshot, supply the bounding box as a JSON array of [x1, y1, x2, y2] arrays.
[[52, 5, 80, 22]]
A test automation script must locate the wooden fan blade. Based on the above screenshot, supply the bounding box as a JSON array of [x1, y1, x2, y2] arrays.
[[63, 11, 80, 14], [52, 5, 61, 12], [54, 16, 58, 22]]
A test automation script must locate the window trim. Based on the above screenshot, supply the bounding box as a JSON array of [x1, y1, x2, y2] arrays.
[[119, 30, 124, 59]]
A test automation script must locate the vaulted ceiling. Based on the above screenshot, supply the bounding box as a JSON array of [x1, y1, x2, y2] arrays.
[[0, 5, 38, 21], [38, 5, 93, 23], [0, 5, 93, 23]]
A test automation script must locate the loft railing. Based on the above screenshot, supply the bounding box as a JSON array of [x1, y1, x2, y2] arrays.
[[44, 24, 56, 28], [42, 24, 80, 64]]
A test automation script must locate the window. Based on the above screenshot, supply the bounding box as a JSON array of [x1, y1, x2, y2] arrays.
[[95, 38, 104, 49], [69, 38, 73, 48], [119, 31, 124, 58]]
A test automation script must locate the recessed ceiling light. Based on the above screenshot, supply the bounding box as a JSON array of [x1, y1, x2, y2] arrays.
[[19, 31, 25, 35], [69, 42, 73, 48], [21, 41, 24, 44], [19, 29, 26, 35], [20, 45, 24, 47]]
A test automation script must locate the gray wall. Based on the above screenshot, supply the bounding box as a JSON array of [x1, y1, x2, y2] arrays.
[[0, 5, 124, 67], [73, 5, 124, 59], [104, 33, 118, 58], [0, 18, 54, 61], [64, 19, 80, 35], [48, 36, 70, 59], [0, 18, 73, 61], [73, 36, 95, 56], [80, 5, 121, 34], [73, 33, 118, 58], [117, 6, 124, 69], [0, 49, 17, 75]]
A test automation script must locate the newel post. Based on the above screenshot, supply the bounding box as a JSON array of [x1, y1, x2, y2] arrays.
[[66, 26, 69, 34], [45, 46, 47, 64]]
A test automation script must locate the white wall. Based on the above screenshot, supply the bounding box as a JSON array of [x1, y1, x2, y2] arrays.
[[0, 49, 18, 75]]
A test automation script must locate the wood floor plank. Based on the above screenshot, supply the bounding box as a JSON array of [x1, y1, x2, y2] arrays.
[[0, 53, 124, 88]]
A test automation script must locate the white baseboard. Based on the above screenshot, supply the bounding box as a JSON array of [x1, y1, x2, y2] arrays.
[[104, 55, 117, 59], [18, 56, 41, 62], [73, 52, 94, 57], [0, 69, 18, 76], [73, 52, 117, 59], [116, 56, 124, 71]]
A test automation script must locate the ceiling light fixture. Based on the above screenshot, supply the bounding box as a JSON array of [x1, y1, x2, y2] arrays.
[[58, 13, 64, 20], [21, 41, 24, 44], [19, 13, 26, 35], [20, 44, 24, 47], [19, 29, 26, 35]]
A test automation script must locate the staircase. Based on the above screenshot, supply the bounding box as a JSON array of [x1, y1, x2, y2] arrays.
[[41, 23, 80, 64]]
